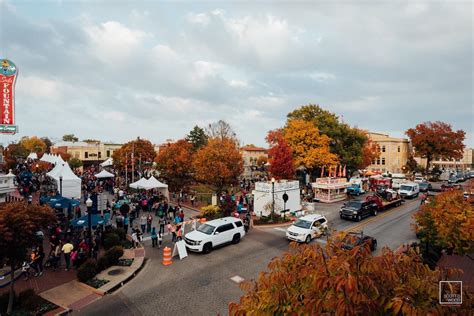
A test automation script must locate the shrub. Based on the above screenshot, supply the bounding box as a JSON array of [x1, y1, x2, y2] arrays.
[[108, 227, 126, 240], [77, 259, 98, 283], [97, 256, 110, 272], [200, 205, 221, 219], [104, 233, 121, 250], [105, 246, 124, 266], [18, 289, 35, 304]]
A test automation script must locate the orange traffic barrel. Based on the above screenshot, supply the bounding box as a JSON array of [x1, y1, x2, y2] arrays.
[[162, 246, 172, 266], [200, 218, 207, 224]]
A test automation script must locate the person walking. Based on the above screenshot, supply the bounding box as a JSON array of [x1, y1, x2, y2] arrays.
[[140, 214, 147, 234], [37, 245, 45, 276], [146, 214, 153, 233], [157, 231, 163, 248], [158, 217, 165, 236], [179, 209, 185, 223], [176, 225, 183, 241], [131, 229, 139, 249], [62, 240, 74, 271], [191, 218, 197, 231], [171, 224, 177, 242], [52, 242, 62, 271], [151, 227, 158, 248]]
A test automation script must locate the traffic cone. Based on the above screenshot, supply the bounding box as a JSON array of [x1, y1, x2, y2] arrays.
[[200, 218, 207, 224], [162, 247, 172, 266]]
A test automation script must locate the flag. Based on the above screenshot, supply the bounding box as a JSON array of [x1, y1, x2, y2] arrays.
[[320, 166, 325, 177]]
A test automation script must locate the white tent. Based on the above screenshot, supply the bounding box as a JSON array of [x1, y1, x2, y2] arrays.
[[40, 153, 52, 163], [27, 152, 38, 160], [129, 177, 150, 189], [56, 154, 65, 165], [95, 170, 115, 178], [46, 162, 81, 199], [100, 157, 113, 167], [146, 176, 169, 199]]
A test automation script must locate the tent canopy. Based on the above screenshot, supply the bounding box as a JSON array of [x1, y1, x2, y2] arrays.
[[146, 176, 168, 189], [100, 157, 113, 167], [95, 170, 114, 178], [41, 195, 81, 209], [46, 163, 81, 199], [71, 214, 104, 228], [129, 177, 150, 189]]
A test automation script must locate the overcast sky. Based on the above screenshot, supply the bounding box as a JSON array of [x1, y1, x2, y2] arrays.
[[0, 0, 472, 147]]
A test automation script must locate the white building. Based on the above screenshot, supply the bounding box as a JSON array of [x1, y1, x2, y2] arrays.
[[0, 170, 17, 202], [252, 180, 300, 217]]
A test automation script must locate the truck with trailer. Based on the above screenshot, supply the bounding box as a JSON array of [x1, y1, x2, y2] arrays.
[[365, 189, 403, 211]]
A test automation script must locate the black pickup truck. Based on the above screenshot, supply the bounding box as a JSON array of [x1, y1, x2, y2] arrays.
[[339, 200, 378, 222]]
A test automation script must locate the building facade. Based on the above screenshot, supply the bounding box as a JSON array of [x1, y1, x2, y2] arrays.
[[415, 148, 473, 171], [366, 132, 410, 173], [51, 141, 122, 164], [240, 145, 268, 178]]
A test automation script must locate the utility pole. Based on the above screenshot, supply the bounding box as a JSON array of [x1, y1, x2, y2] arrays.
[[125, 154, 128, 185]]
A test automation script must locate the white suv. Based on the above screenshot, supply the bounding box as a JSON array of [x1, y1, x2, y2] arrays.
[[184, 217, 245, 254], [286, 214, 328, 243]]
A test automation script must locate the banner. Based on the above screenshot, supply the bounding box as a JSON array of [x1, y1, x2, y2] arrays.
[[0, 59, 18, 133]]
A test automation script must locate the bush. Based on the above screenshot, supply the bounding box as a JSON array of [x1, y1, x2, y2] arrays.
[[200, 205, 221, 219], [97, 256, 110, 272], [77, 259, 98, 283], [104, 233, 121, 250], [108, 227, 126, 240], [105, 246, 124, 266]]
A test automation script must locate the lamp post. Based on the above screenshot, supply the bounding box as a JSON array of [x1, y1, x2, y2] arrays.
[[86, 197, 93, 258], [59, 175, 63, 196], [271, 177, 275, 218]]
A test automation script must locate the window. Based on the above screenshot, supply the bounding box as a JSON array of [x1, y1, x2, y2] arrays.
[[85, 152, 88, 158], [317, 218, 326, 225], [98, 152, 102, 159], [377, 159, 380, 165], [397, 146, 400, 153], [235, 221, 243, 227], [107, 150, 110, 157], [216, 223, 234, 233], [382, 145, 386, 153], [382, 158, 386, 165]]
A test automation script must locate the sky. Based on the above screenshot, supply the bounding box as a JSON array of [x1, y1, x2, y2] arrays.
[[0, 0, 472, 147]]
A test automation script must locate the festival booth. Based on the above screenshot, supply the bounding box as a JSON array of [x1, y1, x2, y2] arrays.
[[46, 162, 81, 199], [129, 177, 150, 189], [312, 177, 350, 203], [100, 157, 113, 167], [253, 180, 301, 217], [95, 170, 114, 179], [40, 153, 53, 163], [146, 176, 170, 200]]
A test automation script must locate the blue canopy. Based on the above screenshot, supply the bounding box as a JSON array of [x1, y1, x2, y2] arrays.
[[71, 214, 104, 227], [41, 195, 81, 209]]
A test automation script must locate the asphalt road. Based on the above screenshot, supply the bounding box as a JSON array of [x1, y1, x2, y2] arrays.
[[78, 196, 423, 316]]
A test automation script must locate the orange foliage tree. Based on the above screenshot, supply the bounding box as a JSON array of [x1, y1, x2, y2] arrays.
[[20, 136, 47, 153], [112, 138, 156, 172], [283, 119, 338, 174], [266, 129, 294, 180], [229, 237, 472, 315], [414, 190, 473, 255], [0, 202, 56, 313], [155, 139, 194, 191], [193, 138, 243, 194], [406, 121, 465, 173], [360, 138, 380, 169]]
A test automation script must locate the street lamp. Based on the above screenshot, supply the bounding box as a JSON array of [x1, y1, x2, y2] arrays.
[[86, 197, 93, 258], [271, 177, 275, 218], [59, 175, 63, 196]]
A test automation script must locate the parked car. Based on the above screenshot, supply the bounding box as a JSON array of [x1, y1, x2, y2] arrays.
[[339, 200, 378, 222], [341, 232, 377, 252], [448, 176, 459, 184], [398, 183, 420, 199], [418, 182, 432, 192], [184, 217, 245, 254], [286, 214, 328, 243], [441, 183, 462, 192], [414, 176, 426, 183]]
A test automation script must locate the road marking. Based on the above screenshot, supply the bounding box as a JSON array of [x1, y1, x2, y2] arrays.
[[273, 227, 288, 232], [230, 275, 245, 284]]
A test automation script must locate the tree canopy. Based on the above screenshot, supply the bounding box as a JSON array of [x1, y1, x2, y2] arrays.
[[155, 139, 194, 191], [193, 138, 243, 193], [112, 138, 156, 171], [406, 121, 465, 172], [230, 236, 472, 315], [266, 129, 295, 180], [20, 136, 47, 153], [206, 120, 238, 144], [62, 134, 78, 142], [186, 125, 208, 151], [287, 104, 368, 171], [283, 119, 338, 172]]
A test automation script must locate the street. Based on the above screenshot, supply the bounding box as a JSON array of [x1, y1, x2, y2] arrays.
[[78, 195, 422, 315]]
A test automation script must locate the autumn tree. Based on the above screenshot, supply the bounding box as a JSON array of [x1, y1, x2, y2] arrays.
[[3, 142, 28, 170], [283, 119, 338, 175], [256, 155, 268, 169], [62, 134, 78, 142], [266, 129, 295, 180], [414, 190, 473, 257], [68, 157, 83, 170], [112, 138, 156, 172], [0, 202, 56, 313], [287, 104, 368, 171], [229, 236, 472, 315], [40, 137, 52, 153], [206, 120, 239, 144], [406, 121, 465, 173], [193, 138, 243, 194], [155, 139, 194, 191], [186, 125, 208, 151], [360, 138, 380, 169], [19, 136, 46, 154]]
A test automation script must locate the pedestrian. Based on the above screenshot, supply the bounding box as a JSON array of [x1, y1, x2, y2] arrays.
[[37, 245, 45, 276], [140, 214, 147, 234], [176, 225, 183, 241], [157, 231, 163, 248], [124, 215, 129, 233], [179, 209, 185, 223], [30, 248, 40, 276], [171, 224, 177, 242], [151, 227, 158, 248], [159, 217, 165, 236], [21, 261, 31, 280], [131, 229, 139, 248], [62, 240, 74, 271], [52, 242, 62, 271], [191, 218, 197, 231], [147, 213, 153, 233]]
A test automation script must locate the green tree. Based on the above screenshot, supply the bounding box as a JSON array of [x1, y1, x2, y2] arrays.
[[68, 157, 83, 170], [0, 202, 56, 313], [41, 137, 53, 153], [62, 134, 78, 142], [186, 125, 208, 151], [287, 104, 368, 171]]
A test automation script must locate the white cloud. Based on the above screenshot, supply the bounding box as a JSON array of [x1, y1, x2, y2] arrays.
[[309, 72, 336, 82], [187, 12, 210, 25], [103, 111, 126, 122], [228, 80, 248, 88], [248, 95, 287, 108], [17, 76, 62, 100]]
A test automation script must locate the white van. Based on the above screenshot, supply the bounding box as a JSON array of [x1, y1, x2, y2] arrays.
[[391, 173, 407, 189], [398, 183, 419, 199], [286, 214, 328, 243]]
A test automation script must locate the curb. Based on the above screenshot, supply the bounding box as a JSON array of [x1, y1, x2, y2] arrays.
[[169, 201, 201, 213], [253, 220, 294, 228], [76, 280, 106, 296], [101, 256, 147, 295]]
